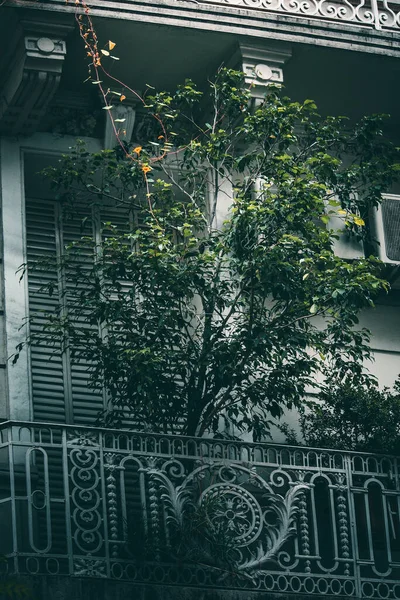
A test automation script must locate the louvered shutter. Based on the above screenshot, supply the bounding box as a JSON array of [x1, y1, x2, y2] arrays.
[[26, 196, 142, 425], [62, 204, 106, 425], [26, 197, 105, 424], [100, 198, 134, 295], [26, 199, 67, 423]]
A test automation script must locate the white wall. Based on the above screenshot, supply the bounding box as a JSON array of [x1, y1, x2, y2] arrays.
[[359, 303, 400, 388]]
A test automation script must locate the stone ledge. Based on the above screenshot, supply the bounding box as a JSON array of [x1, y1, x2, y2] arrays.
[[6, 0, 400, 57], [0, 575, 361, 600]]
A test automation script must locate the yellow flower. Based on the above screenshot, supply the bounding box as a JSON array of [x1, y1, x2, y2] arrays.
[[133, 146, 142, 154], [142, 164, 152, 174]]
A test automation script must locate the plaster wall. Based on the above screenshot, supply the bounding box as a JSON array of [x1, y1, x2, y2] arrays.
[[360, 304, 400, 388], [0, 138, 31, 421], [6, 574, 359, 600], [0, 143, 8, 419]]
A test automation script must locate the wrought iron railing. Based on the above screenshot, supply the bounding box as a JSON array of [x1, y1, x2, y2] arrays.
[[198, 0, 400, 31], [0, 421, 399, 598]]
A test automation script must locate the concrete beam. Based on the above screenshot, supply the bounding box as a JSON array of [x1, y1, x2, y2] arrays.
[[5, 0, 400, 57]]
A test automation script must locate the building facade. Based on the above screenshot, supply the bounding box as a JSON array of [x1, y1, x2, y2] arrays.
[[0, 1, 400, 598]]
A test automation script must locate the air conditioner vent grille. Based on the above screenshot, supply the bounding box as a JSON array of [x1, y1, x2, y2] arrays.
[[382, 198, 400, 261]]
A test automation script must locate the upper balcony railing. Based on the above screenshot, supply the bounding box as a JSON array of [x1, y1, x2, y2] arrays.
[[198, 0, 400, 31], [0, 420, 399, 598]]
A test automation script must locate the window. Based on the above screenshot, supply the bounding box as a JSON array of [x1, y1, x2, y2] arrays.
[[26, 195, 134, 425]]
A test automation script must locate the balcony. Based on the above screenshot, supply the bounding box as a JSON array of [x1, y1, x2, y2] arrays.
[[178, 0, 400, 31], [5, 0, 400, 66], [12, 0, 400, 31], [0, 420, 399, 598]]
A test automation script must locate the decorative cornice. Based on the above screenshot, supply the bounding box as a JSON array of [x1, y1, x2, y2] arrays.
[[7, 0, 400, 58], [0, 13, 74, 136], [230, 41, 292, 100]]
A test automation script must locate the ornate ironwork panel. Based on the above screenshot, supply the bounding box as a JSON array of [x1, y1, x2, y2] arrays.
[[0, 421, 399, 598], [196, 0, 400, 31]]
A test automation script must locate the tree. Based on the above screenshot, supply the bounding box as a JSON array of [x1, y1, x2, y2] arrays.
[[23, 69, 399, 439], [297, 377, 400, 454]]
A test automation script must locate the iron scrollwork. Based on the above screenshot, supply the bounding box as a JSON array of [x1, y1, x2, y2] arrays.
[[2, 421, 400, 597], [143, 460, 308, 584], [192, 0, 400, 31]]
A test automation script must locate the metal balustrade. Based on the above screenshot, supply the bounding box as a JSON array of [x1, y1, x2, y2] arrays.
[[198, 0, 400, 31], [0, 421, 399, 598]]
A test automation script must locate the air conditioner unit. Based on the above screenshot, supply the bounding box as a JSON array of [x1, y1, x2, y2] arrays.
[[369, 194, 400, 264]]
